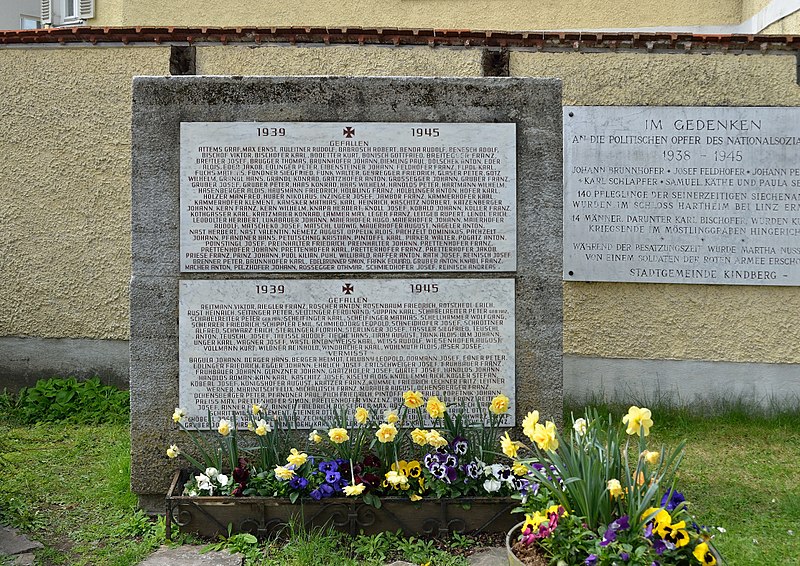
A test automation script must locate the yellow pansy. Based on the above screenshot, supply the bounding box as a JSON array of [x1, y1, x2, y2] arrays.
[[355, 407, 369, 425], [403, 390, 424, 409], [622, 406, 653, 437], [376, 422, 398, 443], [426, 396, 447, 419], [489, 394, 510, 415], [693, 542, 717, 565], [328, 427, 349, 444]]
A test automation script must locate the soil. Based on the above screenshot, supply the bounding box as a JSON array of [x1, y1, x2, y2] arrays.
[[510, 540, 550, 566]]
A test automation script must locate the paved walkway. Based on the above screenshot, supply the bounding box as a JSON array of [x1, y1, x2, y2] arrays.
[[0, 526, 43, 566], [136, 545, 508, 565]]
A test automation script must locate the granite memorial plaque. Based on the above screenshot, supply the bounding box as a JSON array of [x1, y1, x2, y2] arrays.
[[179, 278, 515, 427], [564, 106, 800, 285], [181, 122, 516, 272], [131, 76, 563, 509]]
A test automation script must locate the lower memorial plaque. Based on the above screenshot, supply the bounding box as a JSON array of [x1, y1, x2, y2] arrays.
[[179, 278, 515, 428]]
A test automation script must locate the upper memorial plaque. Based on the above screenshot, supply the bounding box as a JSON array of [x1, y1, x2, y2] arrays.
[[181, 122, 516, 272], [564, 107, 800, 286]]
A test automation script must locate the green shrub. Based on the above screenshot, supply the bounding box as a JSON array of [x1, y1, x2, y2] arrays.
[[12, 377, 129, 424]]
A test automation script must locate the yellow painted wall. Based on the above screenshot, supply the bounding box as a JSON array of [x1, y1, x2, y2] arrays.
[[0, 46, 168, 340], [511, 51, 800, 363], [762, 10, 800, 34], [196, 45, 483, 77], [92, 0, 743, 30]]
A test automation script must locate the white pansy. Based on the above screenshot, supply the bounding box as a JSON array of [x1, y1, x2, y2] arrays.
[[217, 474, 230, 486], [483, 478, 501, 493], [204, 467, 219, 479]]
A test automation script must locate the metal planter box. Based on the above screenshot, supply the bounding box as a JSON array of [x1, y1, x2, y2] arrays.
[[166, 471, 519, 539]]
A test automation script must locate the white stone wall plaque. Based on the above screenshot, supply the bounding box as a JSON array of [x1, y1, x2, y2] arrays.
[[179, 278, 515, 428], [564, 106, 800, 285], [181, 122, 516, 272]]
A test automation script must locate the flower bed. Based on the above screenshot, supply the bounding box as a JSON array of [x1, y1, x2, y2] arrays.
[[166, 392, 525, 538]]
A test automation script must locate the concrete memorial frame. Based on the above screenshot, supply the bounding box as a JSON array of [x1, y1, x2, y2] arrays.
[[131, 76, 563, 510]]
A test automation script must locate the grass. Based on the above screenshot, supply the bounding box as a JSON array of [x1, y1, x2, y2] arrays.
[[1, 402, 799, 564]]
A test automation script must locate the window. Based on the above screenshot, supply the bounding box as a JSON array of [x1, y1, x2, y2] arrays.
[[41, 0, 94, 26], [20, 15, 41, 29]]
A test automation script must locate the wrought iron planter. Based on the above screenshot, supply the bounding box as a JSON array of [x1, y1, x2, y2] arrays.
[[166, 470, 519, 540]]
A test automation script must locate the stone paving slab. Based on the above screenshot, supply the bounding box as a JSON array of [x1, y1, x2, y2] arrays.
[[136, 546, 243, 566], [0, 527, 43, 558], [467, 547, 507, 565]]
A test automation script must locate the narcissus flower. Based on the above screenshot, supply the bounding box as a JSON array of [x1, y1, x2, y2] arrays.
[[251, 403, 263, 415], [403, 390, 424, 409], [354, 407, 369, 425], [411, 428, 428, 445], [489, 394, 510, 415], [384, 409, 399, 424], [274, 465, 295, 480], [522, 411, 539, 441], [642, 450, 660, 465], [512, 461, 528, 476], [531, 421, 559, 452], [172, 407, 186, 424], [255, 419, 271, 436], [500, 431, 522, 458], [166, 445, 180, 459], [386, 470, 408, 487], [622, 406, 653, 436], [693, 542, 717, 565], [217, 419, 232, 436], [343, 483, 365, 496], [573, 418, 587, 436], [376, 422, 398, 443], [287, 448, 308, 467], [607, 478, 624, 499], [425, 430, 448, 448], [426, 396, 447, 419], [328, 427, 349, 444], [309, 430, 322, 443]]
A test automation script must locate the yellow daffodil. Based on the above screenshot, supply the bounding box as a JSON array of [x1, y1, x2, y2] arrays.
[[522, 410, 539, 441], [255, 419, 271, 436], [642, 450, 660, 465], [343, 483, 366, 496], [376, 422, 398, 443], [384, 409, 399, 424], [411, 428, 428, 445], [386, 470, 408, 487], [426, 396, 447, 419], [166, 444, 180, 459], [531, 421, 559, 451], [355, 407, 369, 425], [274, 465, 295, 480], [328, 427, 349, 444], [489, 394, 510, 415], [309, 430, 322, 443], [409, 493, 422, 502], [217, 419, 232, 436], [500, 431, 523, 458], [512, 461, 528, 476], [693, 542, 717, 565], [607, 478, 624, 499], [425, 430, 448, 448], [622, 406, 653, 437], [287, 448, 308, 467], [403, 390, 424, 409], [572, 417, 587, 436], [251, 403, 263, 415], [172, 407, 186, 424]]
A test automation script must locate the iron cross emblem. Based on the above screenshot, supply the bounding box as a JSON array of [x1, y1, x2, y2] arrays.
[[343, 127, 356, 138], [342, 283, 354, 295]]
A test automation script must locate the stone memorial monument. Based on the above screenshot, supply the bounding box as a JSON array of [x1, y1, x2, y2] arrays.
[[131, 76, 563, 510]]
